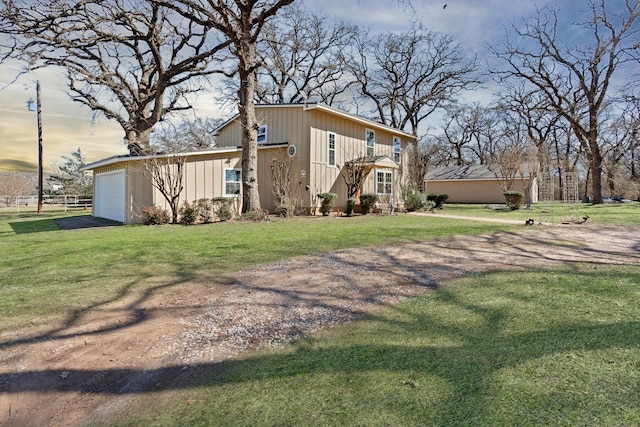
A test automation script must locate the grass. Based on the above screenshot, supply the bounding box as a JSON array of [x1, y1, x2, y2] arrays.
[[2, 207, 639, 426], [440, 201, 640, 226], [117, 265, 640, 426], [0, 209, 514, 334]]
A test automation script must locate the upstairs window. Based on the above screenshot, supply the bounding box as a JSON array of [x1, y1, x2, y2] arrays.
[[366, 129, 375, 157], [393, 137, 401, 163], [225, 169, 242, 196], [328, 132, 336, 166], [257, 125, 268, 144]]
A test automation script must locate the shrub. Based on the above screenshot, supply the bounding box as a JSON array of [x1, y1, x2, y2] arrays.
[[359, 193, 378, 214], [275, 197, 296, 217], [427, 193, 449, 209], [240, 209, 268, 221], [275, 204, 295, 217], [212, 197, 234, 221], [197, 198, 214, 223], [179, 200, 199, 225], [318, 192, 337, 216], [503, 191, 524, 210], [141, 205, 170, 225], [344, 198, 356, 216], [402, 183, 429, 212]]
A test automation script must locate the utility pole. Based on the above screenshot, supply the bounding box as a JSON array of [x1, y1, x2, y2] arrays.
[[36, 80, 43, 214]]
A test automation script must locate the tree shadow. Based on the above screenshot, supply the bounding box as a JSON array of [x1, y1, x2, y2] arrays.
[[1, 289, 639, 424]]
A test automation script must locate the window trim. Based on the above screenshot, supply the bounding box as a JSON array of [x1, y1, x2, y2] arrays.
[[224, 168, 242, 197], [376, 170, 393, 195], [365, 129, 375, 157], [393, 136, 401, 163], [257, 124, 268, 145], [328, 132, 337, 167]]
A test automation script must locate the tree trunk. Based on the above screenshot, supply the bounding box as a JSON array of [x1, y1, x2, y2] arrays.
[[238, 42, 261, 213], [588, 136, 603, 204], [126, 127, 153, 156]]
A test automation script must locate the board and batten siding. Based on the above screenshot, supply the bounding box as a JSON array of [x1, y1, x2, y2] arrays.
[[307, 108, 408, 208]]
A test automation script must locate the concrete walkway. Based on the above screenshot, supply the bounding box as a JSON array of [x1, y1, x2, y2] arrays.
[[409, 211, 542, 225], [55, 215, 123, 230]]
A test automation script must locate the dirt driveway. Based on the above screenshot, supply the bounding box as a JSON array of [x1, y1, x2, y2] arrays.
[[1, 223, 639, 426]]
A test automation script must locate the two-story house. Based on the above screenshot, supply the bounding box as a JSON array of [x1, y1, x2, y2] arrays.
[[84, 103, 415, 224]]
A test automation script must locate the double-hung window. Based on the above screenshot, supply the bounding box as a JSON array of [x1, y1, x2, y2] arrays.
[[225, 169, 242, 196], [393, 137, 401, 163], [366, 129, 375, 157], [376, 171, 393, 194], [257, 125, 268, 144], [328, 132, 336, 167]]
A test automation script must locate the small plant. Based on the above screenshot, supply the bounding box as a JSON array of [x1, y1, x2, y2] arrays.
[[344, 198, 356, 216], [402, 183, 429, 212], [318, 192, 337, 216], [197, 198, 214, 223], [275, 204, 294, 217], [241, 209, 268, 221], [503, 191, 524, 210], [427, 193, 449, 209], [179, 200, 199, 225], [212, 197, 234, 221], [359, 193, 378, 214], [141, 205, 170, 225]]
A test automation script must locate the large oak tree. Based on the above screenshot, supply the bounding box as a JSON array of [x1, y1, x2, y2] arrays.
[[159, 0, 294, 212], [0, 0, 229, 156], [493, 0, 640, 203]]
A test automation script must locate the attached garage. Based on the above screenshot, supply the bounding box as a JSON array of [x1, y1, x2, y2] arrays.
[[94, 170, 126, 223]]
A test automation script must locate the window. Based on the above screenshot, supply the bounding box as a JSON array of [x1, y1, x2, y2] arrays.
[[376, 171, 393, 194], [328, 132, 336, 166], [393, 137, 401, 163], [225, 169, 242, 196], [366, 129, 375, 157], [257, 125, 267, 144]]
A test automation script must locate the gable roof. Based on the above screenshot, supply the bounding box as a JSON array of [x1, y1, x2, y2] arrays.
[[215, 103, 416, 140], [425, 165, 499, 181]]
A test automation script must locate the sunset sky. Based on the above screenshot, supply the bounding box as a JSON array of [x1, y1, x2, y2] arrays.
[[0, 0, 626, 173]]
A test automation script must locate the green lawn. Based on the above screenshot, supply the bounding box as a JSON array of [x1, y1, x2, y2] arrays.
[[2, 208, 639, 426], [118, 265, 640, 427], [0, 209, 514, 334], [439, 201, 640, 226]]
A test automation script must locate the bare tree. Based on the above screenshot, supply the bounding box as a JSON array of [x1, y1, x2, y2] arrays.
[[253, 5, 356, 105], [407, 137, 448, 191], [0, 0, 229, 155], [268, 151, 302, 215], [493, 1, 640, 203], [161, 0, 295, 213], [0, 173, 36, 206], [151, 117, 220, 152], [140, 154, 187, 224], [487, 130, 525, 194], [339, 157, 375, 200], [349, 23, 478, 137]]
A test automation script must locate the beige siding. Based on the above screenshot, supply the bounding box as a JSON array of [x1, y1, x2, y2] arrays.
[[306, 109, 408, 209], [159, 104, 414, 214], [427, 179, 538, 204]]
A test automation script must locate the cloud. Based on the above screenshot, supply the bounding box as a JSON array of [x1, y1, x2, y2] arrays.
[[0, 159, 36, 173]]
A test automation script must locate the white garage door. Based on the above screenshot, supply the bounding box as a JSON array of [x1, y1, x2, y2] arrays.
[[95, 170, 125, 223]]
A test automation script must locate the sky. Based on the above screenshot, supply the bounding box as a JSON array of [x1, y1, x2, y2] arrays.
[[0, 0, 623, 173]]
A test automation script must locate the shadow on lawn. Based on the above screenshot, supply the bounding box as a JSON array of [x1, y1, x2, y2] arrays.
[[2, 227, 640, 424], [1, 291, 639, 424], [8, 215, 122, 234]]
